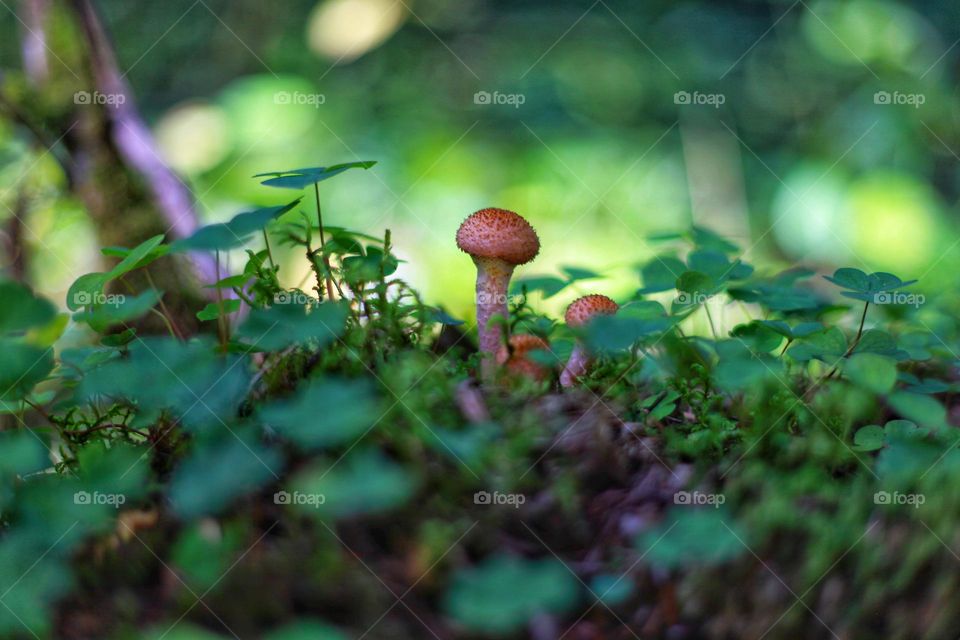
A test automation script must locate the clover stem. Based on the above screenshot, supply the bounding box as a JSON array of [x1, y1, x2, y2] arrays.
[[779, 338, 793, 357], [703, 303, 718, 339], [852, 301, 870, 350], [824, 301, 870, 382], [214, 249, 227, 349], [143, 270, 182, 341], [313, 183, 337, 301], [262, 228, 276, 271]]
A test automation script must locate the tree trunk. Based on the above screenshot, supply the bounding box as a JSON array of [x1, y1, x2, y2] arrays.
[[7, 0, 220, 334]]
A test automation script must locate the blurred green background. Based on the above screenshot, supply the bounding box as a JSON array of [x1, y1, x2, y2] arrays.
[[1, 0, 959, 323]]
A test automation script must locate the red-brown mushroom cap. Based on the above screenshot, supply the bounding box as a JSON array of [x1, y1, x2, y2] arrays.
[[456, 208, 540, 266], [565, 295, 619, 328], [496, 334, 552, 381]]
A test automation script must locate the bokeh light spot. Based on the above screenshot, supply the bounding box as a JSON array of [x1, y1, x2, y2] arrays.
[[155, 102, 230, 175], [308, 0, 406, 62]]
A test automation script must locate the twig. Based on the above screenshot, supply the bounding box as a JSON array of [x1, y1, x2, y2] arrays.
[[66, 423, 149, 438]]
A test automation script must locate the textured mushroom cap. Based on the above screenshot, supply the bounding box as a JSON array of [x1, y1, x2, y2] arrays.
[[456, 208, 540, 265], [497, 334, 552, 381], [565, 294, 619, 327]]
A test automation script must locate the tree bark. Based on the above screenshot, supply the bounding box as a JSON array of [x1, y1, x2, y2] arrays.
[[7, 0, 222, 333]]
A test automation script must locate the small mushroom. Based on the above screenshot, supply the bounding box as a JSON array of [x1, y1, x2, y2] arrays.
[[456, 208, 540, 373], [496, 334, 552, 382], [560, 294, 619, 387]]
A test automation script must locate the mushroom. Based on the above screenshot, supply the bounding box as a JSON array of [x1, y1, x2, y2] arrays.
[[560, 294, 619, 387], [456, 208, 540, 373], [496, 334, 553, 382]]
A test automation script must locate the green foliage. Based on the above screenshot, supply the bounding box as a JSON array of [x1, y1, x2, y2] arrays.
[[844, 353, 897, 394], [76, 336, 250, 430], [235, 300, 349, 350], [264, 620, 348, 640], [444, 555, 580, 632], [0, 281, 57, 332], [288, 449, 417, 519], [852, 420, 921, 452], [75, 289, 164, 331], [637, 508, 747, 570], [259, 378, 379, 450], [2, 165, 958, 639], [170, 428, 284, 518], [513, 263, 606, 299], [171, 201, 301, 253], [824, 267, 917, 303]]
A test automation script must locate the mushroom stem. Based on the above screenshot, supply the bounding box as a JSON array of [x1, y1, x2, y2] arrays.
[[560, 344, 590, 387], [473, 256, 514, 372]]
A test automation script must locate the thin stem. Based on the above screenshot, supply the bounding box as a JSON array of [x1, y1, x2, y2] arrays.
[[314, 183, 336, 300], [23, 398, 51, 421], [214, 250, 227, 349], [851, 301, 870, 350], [148, 308, 179, 339], [262, 228, 276, 271], [24, 399, 148, 439], [232, 287, 257, 308], [819, 301, 871, 386], [143, 270, 183, 340], [779, 338, 793, 357], [119, 275, 178, 340], [703, 303, 719, 339], [67, 423, 149, 439]]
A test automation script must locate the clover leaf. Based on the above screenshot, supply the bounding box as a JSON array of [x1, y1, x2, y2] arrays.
[[171, 200, 301, 253], [255, 161, 377, 189], [823, 268, 917, 303]]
